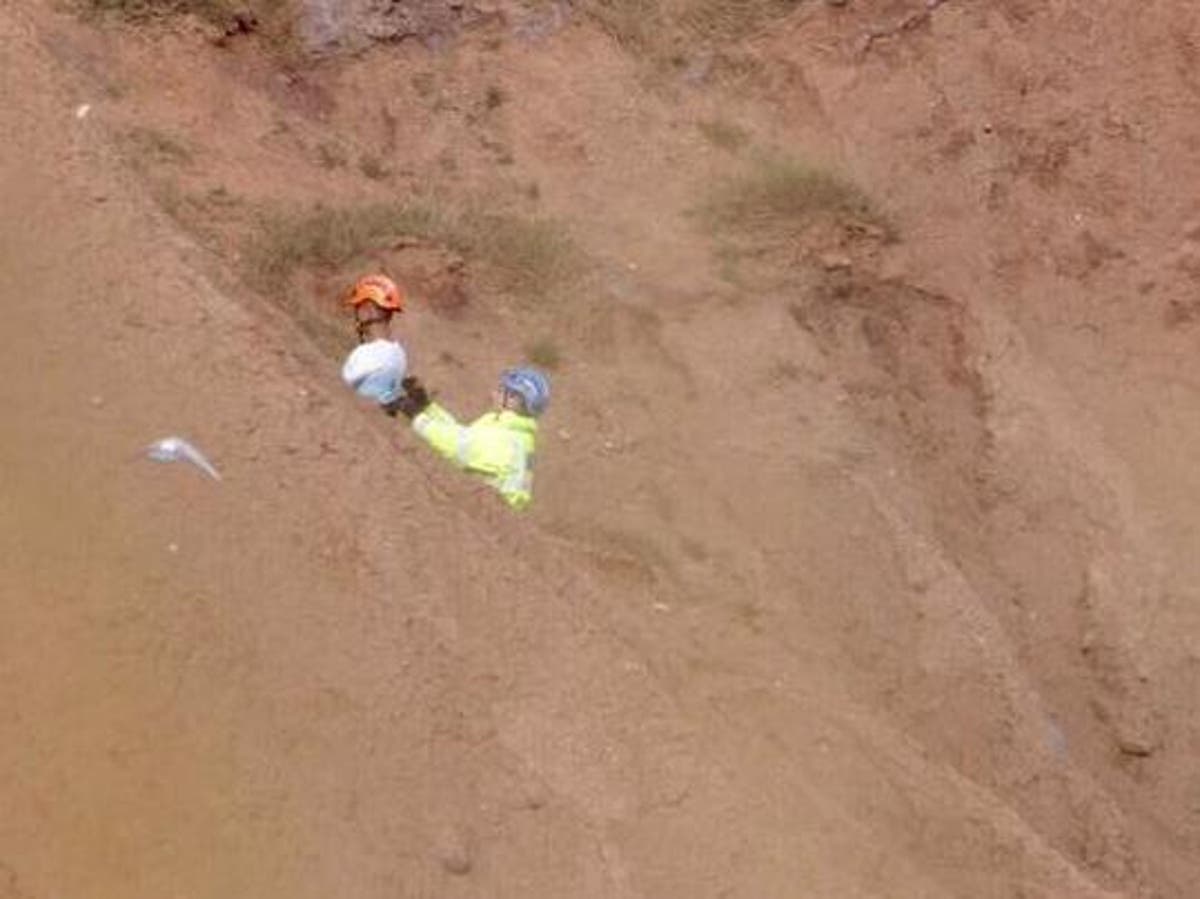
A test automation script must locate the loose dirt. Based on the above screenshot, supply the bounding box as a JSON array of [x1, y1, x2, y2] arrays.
[[3, 1, 1199, 897]]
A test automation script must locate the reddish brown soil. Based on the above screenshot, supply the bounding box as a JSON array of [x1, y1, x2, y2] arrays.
[[3, 1, 1200, 897]]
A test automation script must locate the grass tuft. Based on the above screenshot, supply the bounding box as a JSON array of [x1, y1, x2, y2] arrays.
[[315, 142, 348, 169], [358, 155, 389, 180], [85, 0, 232, 20], [676, 0, 800, 41], [461, 212, 580, 298], [701, 157, 879, 232], [242, 203, 440, 292], [242, 201, 581, 301], [120, 127, 194, 165], [583, 0, 665, 53], [580, 0, 799, 57], [697, 117, 749, 152], [525, 338, 563, 370]]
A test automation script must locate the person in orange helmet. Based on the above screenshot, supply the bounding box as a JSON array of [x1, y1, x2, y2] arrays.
[[340, 274, 409, 416]]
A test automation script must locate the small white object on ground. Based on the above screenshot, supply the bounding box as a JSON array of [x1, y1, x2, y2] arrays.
[[75, 104, 91, 120], [146, 436, 222, 480]]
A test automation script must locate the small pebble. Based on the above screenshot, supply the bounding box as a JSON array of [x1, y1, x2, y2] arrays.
[[435, 828, 472, 875]]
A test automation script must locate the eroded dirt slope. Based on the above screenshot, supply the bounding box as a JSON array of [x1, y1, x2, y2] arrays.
[[3, 0, 1199, 897]]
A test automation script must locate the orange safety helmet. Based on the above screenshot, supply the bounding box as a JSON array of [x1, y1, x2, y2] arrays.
[[345, 274, 405, 313]]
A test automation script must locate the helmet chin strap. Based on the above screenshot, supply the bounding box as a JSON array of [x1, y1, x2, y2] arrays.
[[355, 309, 391, 342], [499, 389, 526, 415]]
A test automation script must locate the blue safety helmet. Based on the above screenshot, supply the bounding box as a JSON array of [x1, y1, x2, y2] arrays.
[[500, 367, 551, 417]]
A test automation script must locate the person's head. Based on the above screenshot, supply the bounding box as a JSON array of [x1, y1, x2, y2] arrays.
[[495, 367, 551, 418], [345, 274, 405, 341]]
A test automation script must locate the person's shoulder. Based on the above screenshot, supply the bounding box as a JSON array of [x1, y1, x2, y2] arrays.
[[367, 338, 406, 359], [350, 339, 405, 367], [497, 410, 538, 433], [342, 339, 407, 384]]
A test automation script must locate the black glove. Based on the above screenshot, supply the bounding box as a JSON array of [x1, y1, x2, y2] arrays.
[[382, 376, 431, 420]]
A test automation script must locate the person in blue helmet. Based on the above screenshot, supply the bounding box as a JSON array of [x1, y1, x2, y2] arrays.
[[390, 367, 550, 511]]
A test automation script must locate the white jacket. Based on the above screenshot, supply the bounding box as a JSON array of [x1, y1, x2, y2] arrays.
[[341, 339, 407, 404]]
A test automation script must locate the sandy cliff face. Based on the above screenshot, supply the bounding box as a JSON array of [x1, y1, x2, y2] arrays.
[[2, 1, 1198, 896]]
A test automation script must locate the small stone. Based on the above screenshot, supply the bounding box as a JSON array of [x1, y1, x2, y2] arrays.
[[819, 252, 852, 271], [1079, 627, 1098, 654], [225, 9, 258, 35], [167, 543, 179, 554], [89, 395, 104, 407], [435, 828, 472, 875], [519, 781, 549, 810], [1114, 706, 1161, 758], [1116, 733, 1156, 757]]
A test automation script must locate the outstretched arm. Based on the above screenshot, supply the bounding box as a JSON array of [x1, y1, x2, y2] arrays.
[[410, 403, 471, 465], [387, 376, 471, 465]]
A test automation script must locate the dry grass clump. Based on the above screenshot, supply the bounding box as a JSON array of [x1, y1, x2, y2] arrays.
[[85, 0, 232, 20], [242, 203, 439, 292], [243, 201, 581, 301], [675, 0, 801, 41], [702, 157, 880, 231], [120, 127, 194, 165], [85, 0, 301, 56], [461, 212, 581, 298], [525, 338, 563, 370], [697, 117, 750, 152], [582, 0, 666, 53], [580, 0, 800, 55], [358, 156, 390, 181]]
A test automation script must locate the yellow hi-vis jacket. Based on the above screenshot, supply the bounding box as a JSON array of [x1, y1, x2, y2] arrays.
[[411, 402, 538, 510]]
